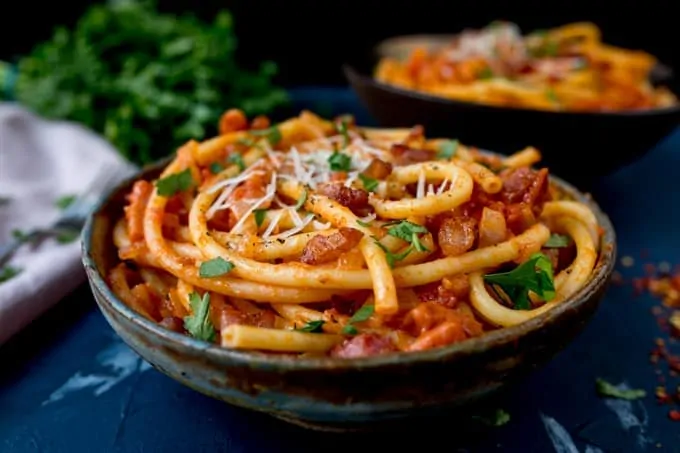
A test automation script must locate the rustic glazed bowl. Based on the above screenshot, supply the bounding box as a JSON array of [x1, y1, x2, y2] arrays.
[[81, 157, 616, 432]]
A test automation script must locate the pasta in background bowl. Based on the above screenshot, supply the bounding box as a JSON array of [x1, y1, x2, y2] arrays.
[[82, 110, 616, 431], [344, 22, 680, 187]]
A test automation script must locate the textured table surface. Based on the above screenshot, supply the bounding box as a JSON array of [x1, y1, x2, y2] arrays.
[[1, 88, 679, 453]]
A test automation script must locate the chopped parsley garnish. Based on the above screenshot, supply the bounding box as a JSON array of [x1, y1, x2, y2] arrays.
[[358, 173, 379, 192], [294, 190, 308, 210], [544, 234, 570, 248], [484, 252, 556, 310], [155, 168, 194, 197], [228, 154, 246, 172], [374, 240, 412, 268], [596, 378, 646, 400], [295, 320, 325, 333], [12, 229, 30, 242], [183, 292, 216, 342], [544, 40, 559, 56], [0, 265, 22, 283], [56, 228, 80, 244], [55, 194, 76, 210], [199, 257, 235, 278], [437, 139, 459, 159], [472, 409, 511, 427], [209, 162, 225, 174], [237, 138, 255, 147], [250, 126, 282, 146], [253, 209, 267, 227], [385, 220, 430, 252], [546, 88, 558, 103], [342, 304, 375, 335], [356, 220, 372, 228], [328, 151, 352, 172], [478, 67, 494, 79], [335, 118, 351, 148]]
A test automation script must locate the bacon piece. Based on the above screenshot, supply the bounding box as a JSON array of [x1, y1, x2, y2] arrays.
[[300, 228, 364, 265], [159, 316, 185, 333], [362, 158, 393, 180], [124, 180, 153, 242], [438, 216, 478, 257], [499, 167, 551, 216], [219, 108, 248, 135], [317, 183, 369, 212], [390, 143, 433, 165], [330, 333, 397, 358], [250, 115, 270, 130], [403, 302, 483, 351]]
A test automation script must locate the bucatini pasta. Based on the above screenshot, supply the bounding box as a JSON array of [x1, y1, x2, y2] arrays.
[[375, 21, 677, 112], [109, 108, 604, 358]]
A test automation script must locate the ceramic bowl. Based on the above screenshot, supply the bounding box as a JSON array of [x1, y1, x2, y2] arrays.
[[344, 34, 680, 188], [82, 157, 616, 432]]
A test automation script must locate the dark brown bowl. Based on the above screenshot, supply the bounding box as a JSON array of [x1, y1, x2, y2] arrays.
[[81, 155, 616, 432], [344, 35, 680, 188]]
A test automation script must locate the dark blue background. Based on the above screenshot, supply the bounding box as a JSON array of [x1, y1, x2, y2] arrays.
[[1, 88, 679, 453]]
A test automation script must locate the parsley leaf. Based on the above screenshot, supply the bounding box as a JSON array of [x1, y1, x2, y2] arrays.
[[484, 252, 556, 310], [209, 162, 225, 174], [55, 194, 76, 210], [385, 220, 429, 252], [155, 169, 194, 197], [544, 234, 570, 248], [199, 257, 235, 278], [253, 209, 267, 227], [356, 220, 372, 227], [374, 240, 412, 268], [183, 292, 216, 342], [478, 67, 494, 79], [296, 320, 325, 333], [56, 228, 80, 244], [228, 154, 246, 172], [294, 190, 308, 210], [0, 265, 21, 283], [437, 139, 459, 159], [546, 88, 558, 103], [335, 119, 351, 148], [342, 304, 375, 335], [472, 409, 511, 427], [12, 229, 30, 242], [250, 126, 282, 145], [358, 173, 378, 192], [328, 151, 352, 172], [596, 378, 646, 400]]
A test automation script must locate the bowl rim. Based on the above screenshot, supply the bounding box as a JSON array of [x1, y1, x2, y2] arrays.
[[342, 61, 680, 119], [82, 150, 617, 371]]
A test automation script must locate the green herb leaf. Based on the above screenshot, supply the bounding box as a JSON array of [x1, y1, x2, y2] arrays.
[[228, 154, 246, 172], [56, 228, 80, 244], [374, 240, 412, 268], [478, 67, 494, 79], [596, 378, 646, 400], [437, 139, 459, 159], [358, 173, 379, 192], [294, 190, 308, 210], [253, 209, 267, 227], [209, 162, 225, 174], [385, 220, 429, 252], [155, 169, 194, 197], [472, 409, 511, 427], [55, 194, 76, 210], [342, 304, 375, 335], [296, 320, 325, 333], [199, 257, 235, 278], [544, 40, 559, 56], [0, 265, 22, 283], [184, 292, 216, 342], [544, 234, 570, 248], [356, 220, 372, 228], [250, 126, 282, 145], [546, 88, 558, 103], [12, 229, 30, 242], [328, 151, 352, 172], [335, 119, 351, 148], [484, 252, 556, 310]]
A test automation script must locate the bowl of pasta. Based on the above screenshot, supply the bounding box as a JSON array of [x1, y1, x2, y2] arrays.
[[82, 109, 616, 431], [344, 21, 680, 186]]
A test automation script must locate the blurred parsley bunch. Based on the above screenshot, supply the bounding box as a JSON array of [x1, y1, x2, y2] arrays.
[[0, 0, 289, 164]]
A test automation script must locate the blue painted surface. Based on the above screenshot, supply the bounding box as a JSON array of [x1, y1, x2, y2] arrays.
[[1, 87, 680, 452]]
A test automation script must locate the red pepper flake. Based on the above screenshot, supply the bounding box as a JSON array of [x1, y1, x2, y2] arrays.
[[669, 410, 680, 421]]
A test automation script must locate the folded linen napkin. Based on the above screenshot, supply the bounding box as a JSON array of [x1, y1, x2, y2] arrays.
[[0, 104, 137, 345]]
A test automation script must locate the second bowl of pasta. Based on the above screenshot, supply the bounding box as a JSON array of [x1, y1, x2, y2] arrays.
[[344, 22, 680, 186], [82, 109, 616, 431]]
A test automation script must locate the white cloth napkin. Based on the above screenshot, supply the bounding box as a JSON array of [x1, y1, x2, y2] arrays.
[[0, 104, 137, 345]]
